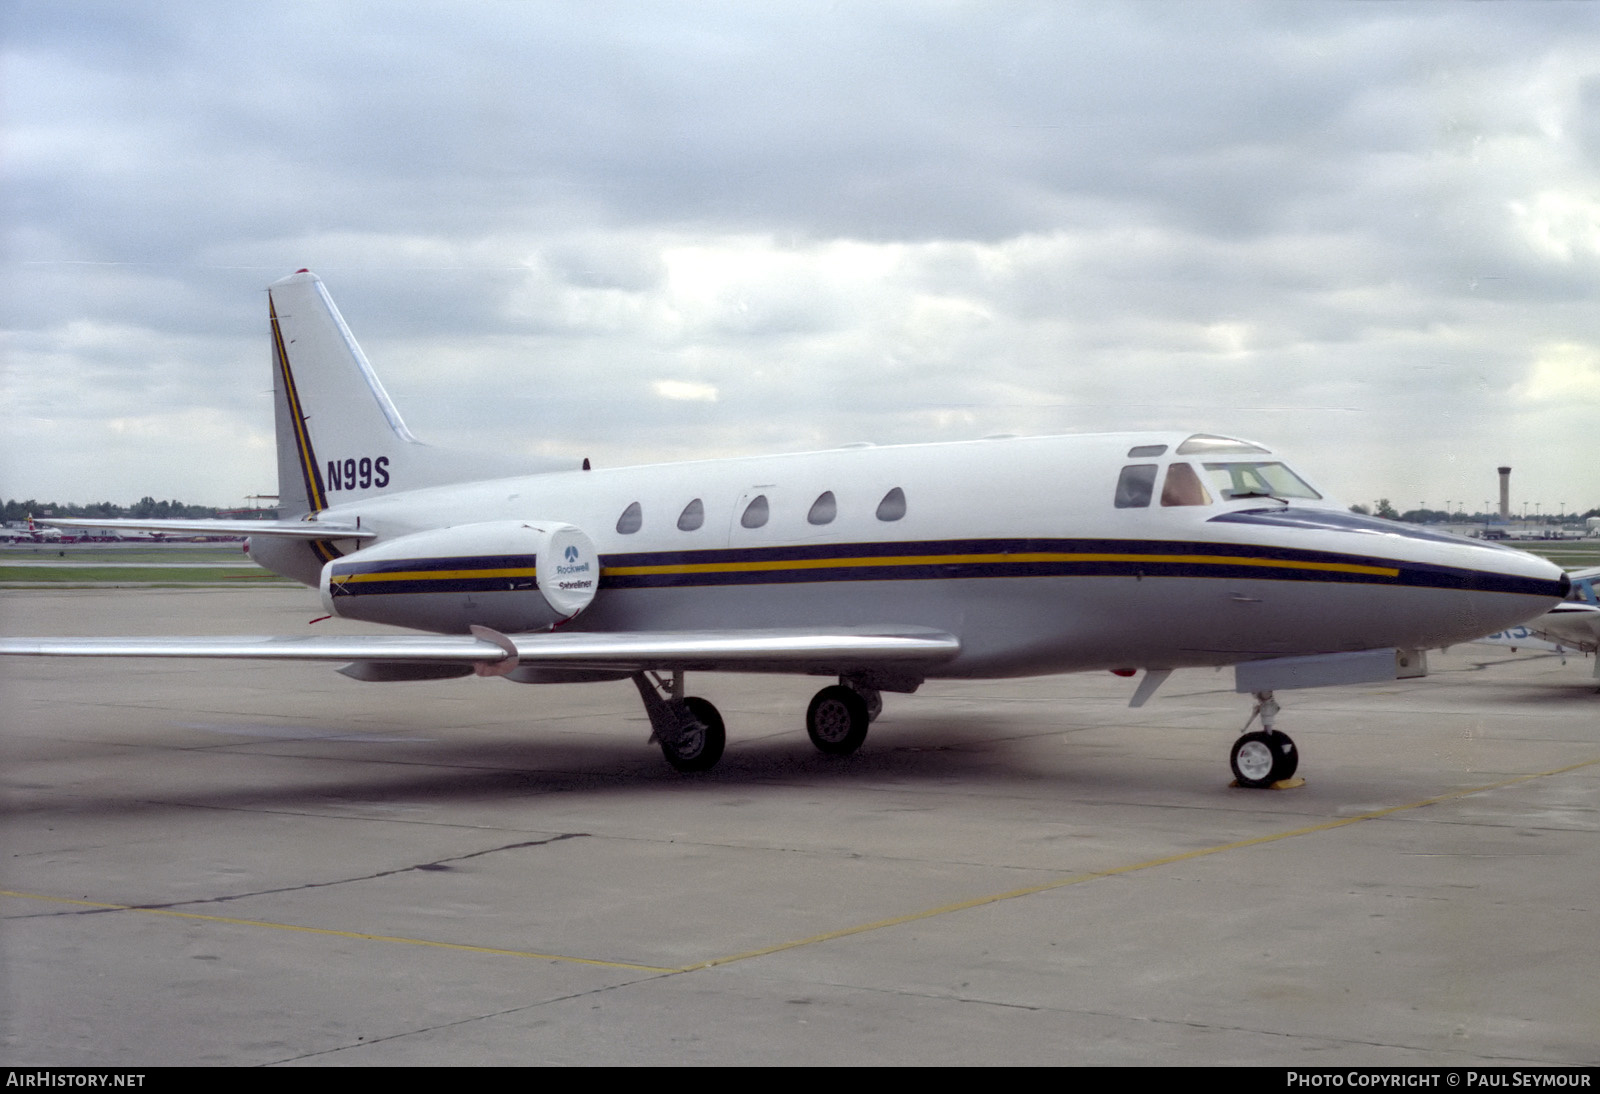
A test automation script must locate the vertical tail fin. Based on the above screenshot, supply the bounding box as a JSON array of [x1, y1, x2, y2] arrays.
[[256, 270, 571, 587], [268, 270, 417, 515]]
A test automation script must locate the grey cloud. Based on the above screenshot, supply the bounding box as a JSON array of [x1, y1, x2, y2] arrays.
[[3, 2, 1597, 512]]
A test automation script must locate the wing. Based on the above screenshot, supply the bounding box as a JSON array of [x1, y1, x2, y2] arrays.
[[1526, 603, 1600, 654], [31, 517, 374, 540], [0, 626, 961, 676], [1470, 628, 1573, 654]]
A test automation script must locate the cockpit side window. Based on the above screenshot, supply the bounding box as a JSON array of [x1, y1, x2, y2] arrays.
[[1160, 462, 1212, 507], [1114, 464, 1158, 508]]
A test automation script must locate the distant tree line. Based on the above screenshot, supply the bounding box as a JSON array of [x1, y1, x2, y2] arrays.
[[2, 497, 246, 522], [1349, 500, 1600, 523]]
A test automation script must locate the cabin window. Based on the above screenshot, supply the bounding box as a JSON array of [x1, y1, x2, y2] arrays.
[[807, 491, 837, 526], [1127, 444, 1167, 458], [677, 499, 705, 531], [1114, 465, 1157, 508], [741, 494, 769, 529], [615, 501, 643, 534], [875, 487, 906, 522], [1202, 461, 1322, 501], [1161, 462, 1212, 507]]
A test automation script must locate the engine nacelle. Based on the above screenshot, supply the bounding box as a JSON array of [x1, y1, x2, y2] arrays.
[[319, 521, 598, 634]]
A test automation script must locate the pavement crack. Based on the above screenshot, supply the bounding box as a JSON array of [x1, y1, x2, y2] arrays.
[[262, 973, 674, 1065], [144, 831, 592, 910], [22, 833, 590, 919]]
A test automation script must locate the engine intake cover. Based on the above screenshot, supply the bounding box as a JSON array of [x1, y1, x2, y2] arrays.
[[320, 521, 597, 634]]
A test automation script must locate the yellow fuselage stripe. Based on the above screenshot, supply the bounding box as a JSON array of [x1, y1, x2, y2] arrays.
[[601, 552, 1399, 579]]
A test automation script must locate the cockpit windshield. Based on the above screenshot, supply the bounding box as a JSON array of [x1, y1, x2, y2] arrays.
[[1202, 461, 1322, 501]]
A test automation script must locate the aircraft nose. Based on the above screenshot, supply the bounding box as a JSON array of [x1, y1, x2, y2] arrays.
[[1208, 506, 1570, 649]]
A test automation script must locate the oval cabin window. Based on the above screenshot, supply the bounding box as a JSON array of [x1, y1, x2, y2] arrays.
[[741, 494, 769, 529], [677, 498, 705, 531], [875, 487, 906, 522], [616, 501, 643, 534], [807, 491, 837, 526]]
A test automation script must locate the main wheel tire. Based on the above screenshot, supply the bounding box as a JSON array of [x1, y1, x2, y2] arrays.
[[1266, 729, 1298, 781], [660, 696, 725, 773], [1230, 730, 1279, 788], [806, 685, 869, 755]]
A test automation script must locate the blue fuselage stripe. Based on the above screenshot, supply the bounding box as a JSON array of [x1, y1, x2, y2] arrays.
[[595, 538, 1557, 597], [328, 554, 541, 598], [321, 540, 1559, 600]]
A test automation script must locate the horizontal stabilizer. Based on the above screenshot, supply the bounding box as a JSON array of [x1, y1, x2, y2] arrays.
[[1527, 602, 1600, 653], [0, 626, 961, 674], [31, 517, 376, 541]]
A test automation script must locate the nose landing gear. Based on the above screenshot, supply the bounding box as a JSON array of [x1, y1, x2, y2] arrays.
[[1230, 690, 1299, 788]]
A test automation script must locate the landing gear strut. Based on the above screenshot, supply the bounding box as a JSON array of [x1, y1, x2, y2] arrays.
[[852, 682, 883, 723], [632, 671, 725, 772], [1230, 690, 1298, 788]]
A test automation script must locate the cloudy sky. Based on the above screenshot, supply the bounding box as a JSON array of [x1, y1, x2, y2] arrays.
[[5, 1, 1598, 517]]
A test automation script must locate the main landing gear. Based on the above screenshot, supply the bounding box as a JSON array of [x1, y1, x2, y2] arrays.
[[632, 671, 725, 772], [1229, 690, 1299, 789], [632, 673, 888, 772], [804, 680, 879, 756]]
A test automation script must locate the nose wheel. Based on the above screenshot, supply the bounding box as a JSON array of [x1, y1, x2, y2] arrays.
[[1230, 729, 1297, 787], [1230, 691, 1299, 788]]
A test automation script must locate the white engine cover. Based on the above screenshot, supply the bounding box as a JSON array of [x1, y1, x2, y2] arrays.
[[319, 521, 598, 634]]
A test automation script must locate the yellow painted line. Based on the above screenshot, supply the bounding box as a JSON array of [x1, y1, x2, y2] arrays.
[[8, 758, 1591, 976], [604, 552, 1398, 579], [331, 566, 538, 585], [683, 756, 1600, 971], [0, 890, 681, 975]]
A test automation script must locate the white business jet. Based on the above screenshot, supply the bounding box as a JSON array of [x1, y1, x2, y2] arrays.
[[6, 271, 1570, 786]]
